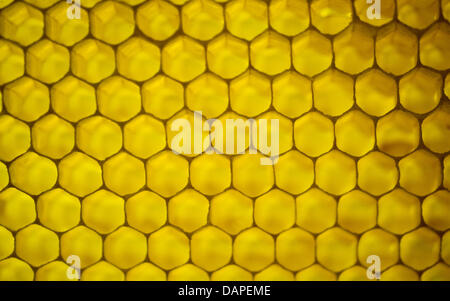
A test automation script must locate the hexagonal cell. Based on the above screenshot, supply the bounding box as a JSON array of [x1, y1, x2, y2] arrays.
[[32, 114, 74, 159], [10, 152, 57, 196], [0, 162, 8, 192], [148, 226, 190, 270], [358, 229, 399, 271], [275, 150, 313, 195], [397, 0, 439, 30], [443, 231, 450, 265], [233, 227, 274, 272], [71, 39, 116, 84], [445, 0, 450, 22], [182, 0, 224, 41], [420, 22, 450, 71], [146, 151, 189, 198], [211, 265, 253, 281], [0, 115, 30, 162], [190, 154, 231, 196], [232, 154, 274, 197], [376, 110, 420, 157], [162, 36, 206, 83], [37, 189, 80, 233], [0, 39, 24, 85], [0, 226, 14, 260], [276, 228, 314, 271], [35, 261, 74, 281], [103, 152, 145, 196], [399, 150, 442, 197], [423, 190, 450, 231], [250, 30, 291, 76], [422, 104, 450, 154], [80, 0, 103, 8], [81, 261, 124, 281], [207, 33, 249, 79], [338, 266, 369, 281], [136, 0, 180, 41], [295, 264, 336, 281], [168, 189, 209, 233], [357, 151, 398, 196], [292, 29, 333, 77], [445, 74, 450, 98], [381, 265, 419, 281], [310, 0, 352, 35], [210, 189, 253, 235], [126, 263, 166, 281], [256, 111, 293, 156], [375, 23, 418, 76], [293, 112, 334, 157], [255, 264, 294, 281], [296, 188, 336, 234], [378, 189, 421, 235], [0, 258, 34, 281], [400, 227, 440, 271], [315, 150, 356, 196], [269, 0, 309, 36], [0, 0, 13, 8], [338, 190, 377, 234], [0, 188, 35, 231], [61, 226, 102, 268], [126, 191, 166, 234], [255, 189, 295, 234], [4, 77, 49, 122], [90, 0, 135, 45], [225, 0, 268, 41], [23, 0, 59, 8], [168, 264, 209, 281], [445, 155, 450, 190], [421, 263, 450, 281], [82, 189, 125, 234], [354, 0, 395, 27], [117, 37, 160, 82], [355, 69, 397, 117], [316, 227, 357, 272], [104, 227, 147, 269], [16, 224, 59, 267], [0, 2, 43, 46], [76, 116, 123, 161], [335, 110, 375, 157], [230, 70, 271, 117]]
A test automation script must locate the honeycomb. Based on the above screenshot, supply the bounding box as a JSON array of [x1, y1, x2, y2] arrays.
[[0, 0, 449, 281]]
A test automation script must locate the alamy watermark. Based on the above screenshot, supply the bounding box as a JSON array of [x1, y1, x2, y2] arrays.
[[67, 0, 81, 20]]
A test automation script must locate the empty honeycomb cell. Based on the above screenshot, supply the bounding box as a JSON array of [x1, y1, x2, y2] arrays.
[[255, 264, 294, 281], [357, 151, 398, 196], [168, 189, 209, 233], [210, 111, 252, 154], [16, 224, 59, 267], [148, 226, 190, 270], [422, 104, 450, 153], [4, 77, 49, 123], [255, 189, 295, 234], [168, 264, 209, 281], [295, 264, 336, 281], [0, 115, 30, 162], [60, 226, 102, 268], [126, 263, 166, 281], [338, 190, 377, 234], [0, 162, 7, 191], [232, 154, 274, 197], [274, 150, 314, 195], [23, 0, 59, 8], [126, 191, 166, 234], [103, 152, 146, 196], [207, 33, 249, 79], [400, 227, 440, 271], [233, 227, 274, 272], [358, 228, 399, 271], [376, 110, 420, 157], [381, 265, 419, 281], [276, 228, 315, 271], [186, 73, 229, 119], [0, 39, 24, 85], [422, 191, 450, 231], [182, 0, 224, 41], [443, 231, 450, 265], [76, 116, 123, 161], [338, 266, 369, 281], [292, 29, 333, 77], [82, 190, 125, 234], [117, 0, 146, 5], [104, 227, 147, 270], [142, 75, 184, 120], [0, 258, 33, 281], [81, 0, 102, 8], [420, 22, 450, 71], [375, 23, 418, 76], [32, 114, 75, 160], [71, 39, 116, 84], [90, 1, 135, 45], [146, 151, 189, 198], [0, 0, 12, 8], [169, 0, 190, 4], [190, 154, 231, 196], [211, 265, 253, 281], [257, 111, 293, 156], [333, 23, 375, 75], [316, 227, 357, 272], [0, 226, 13, 260], [445, 155, 450, 190], [354, 0, 395, 27], [124, 115, 166, 159], [9, 152, 57, 196], [191, 226, 232, 272], [210, 189, 253, 235], [58, 152, 103, 198], [0, 2, 43, 46], [81, 261, 124, 281], [136, 0, 180, 41], [37, 189, 80, 233], [0, 188, 36, 231], [399, 150, 442, 197], [296, 188, 336, 234], [269, 0, 309, 37], [117, 37, 161, 82], [378, 189, 421, 235], [397, 0, 439, 30], [421, 263, 450, 281], [313, 69, 354, 117], [293, 112, 334, 157], [35, 261, 74, 281], [225, 0, 268, 41], [162, 36, 206, 83], [250, 30, 291, 76], [310, 0, 352, 35], [315, 150, 356, 196]]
